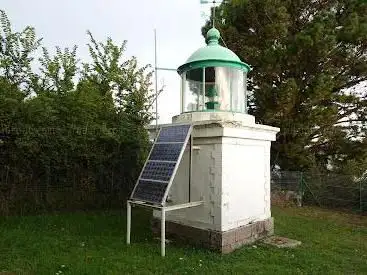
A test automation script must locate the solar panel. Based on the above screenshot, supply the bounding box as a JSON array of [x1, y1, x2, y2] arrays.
[[130, 124, 192, 205], [156, 124, 191, 142], [132, 179, 168, 204], [149, 143, 183, 161], [140, 161, 176, 182]]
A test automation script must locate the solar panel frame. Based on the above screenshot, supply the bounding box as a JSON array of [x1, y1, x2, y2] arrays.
[[130, 124, 192, 205]]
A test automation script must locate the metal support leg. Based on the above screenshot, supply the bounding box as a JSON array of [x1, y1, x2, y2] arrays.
[[189, 135, 193, 202], [161, 209, 165, 257], [127, 201, 131, 245]]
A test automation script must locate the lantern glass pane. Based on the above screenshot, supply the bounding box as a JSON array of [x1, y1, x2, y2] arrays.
[[182, 68, 204, 112], [180, 66, 247, 113]]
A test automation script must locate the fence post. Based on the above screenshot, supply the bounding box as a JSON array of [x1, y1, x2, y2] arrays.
[[298, 172, 304, 207], [360, 181, 363, 213]]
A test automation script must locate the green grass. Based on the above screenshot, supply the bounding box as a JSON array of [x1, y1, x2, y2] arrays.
[[0, 206, 366, 275]]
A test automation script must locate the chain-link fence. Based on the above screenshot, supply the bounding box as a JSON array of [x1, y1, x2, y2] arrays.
[[271, 171, 367, 213]]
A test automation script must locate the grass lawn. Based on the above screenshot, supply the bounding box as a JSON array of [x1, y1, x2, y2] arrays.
[[0, 205, 366, 275]]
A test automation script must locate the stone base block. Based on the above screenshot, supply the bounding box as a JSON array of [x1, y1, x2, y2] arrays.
[[151, 218, 274, 254], [263, 236, 301, 248]]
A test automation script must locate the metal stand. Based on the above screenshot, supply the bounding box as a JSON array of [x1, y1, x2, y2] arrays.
[[126, 202, 131, 245], [161, 208, 165, 256], [126, 200, 203, 257], [127, 130, 199, 257]]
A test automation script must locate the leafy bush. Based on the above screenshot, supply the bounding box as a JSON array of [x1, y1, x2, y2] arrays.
[[0, 10, 153, 215]]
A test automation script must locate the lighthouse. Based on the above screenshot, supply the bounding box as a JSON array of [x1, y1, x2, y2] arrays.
[[150, 27, 280, 253]]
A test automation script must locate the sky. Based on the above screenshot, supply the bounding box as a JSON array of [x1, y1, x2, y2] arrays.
[[2, 0, 212, 124]]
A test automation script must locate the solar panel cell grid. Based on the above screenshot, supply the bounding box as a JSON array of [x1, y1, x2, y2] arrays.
[[149, 143, 183, 161], [133, 179, 168, 203], [140, 161, 176, 182], [157, 125, 191, 143]]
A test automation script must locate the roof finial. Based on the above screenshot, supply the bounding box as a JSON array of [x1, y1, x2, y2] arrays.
[[206, 28, 220, 45]]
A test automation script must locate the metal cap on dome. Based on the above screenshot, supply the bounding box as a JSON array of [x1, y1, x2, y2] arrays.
[[177, 27, 251, 74], [206, 27, 220, 45]]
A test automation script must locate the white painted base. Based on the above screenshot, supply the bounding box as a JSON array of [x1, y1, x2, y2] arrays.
[[153, 115, 279, 235]]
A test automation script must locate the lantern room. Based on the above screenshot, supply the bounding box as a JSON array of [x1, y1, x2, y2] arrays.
[[177, 27, 251, 114]]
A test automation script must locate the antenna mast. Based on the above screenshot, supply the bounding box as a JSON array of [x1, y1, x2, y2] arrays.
[[154, 29, 158, 132], [212, 1, 216, 28], [152, 30, 177, 132]]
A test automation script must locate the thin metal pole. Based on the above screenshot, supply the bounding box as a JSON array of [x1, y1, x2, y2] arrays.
[[126, 201, 131, 244], [156, 67, 176, 71], [212, 2, 216, 28], [202, 68, 206, 111], [161, 209, 165, 257], [189, 135, 193, 202], [182, 73, 186, 113], [154, 29, 158, 132], [180, 75, 183, 113]]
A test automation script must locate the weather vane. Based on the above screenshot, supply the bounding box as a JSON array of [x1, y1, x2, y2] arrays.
[[200, 0, 227, 27]]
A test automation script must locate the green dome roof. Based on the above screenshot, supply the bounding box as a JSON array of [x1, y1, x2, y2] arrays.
[[177, 28, 251, 74]]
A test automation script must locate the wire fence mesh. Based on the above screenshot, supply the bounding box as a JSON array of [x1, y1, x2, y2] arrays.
[[271, 170, 367, 213]]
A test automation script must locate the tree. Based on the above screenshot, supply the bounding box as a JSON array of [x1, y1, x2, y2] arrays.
[[0, 10, 153, 214], [82, 31, 154, 126], [204, 0, 367, 174], [0, 10, 41, 96], [37, 46, 79, 94]]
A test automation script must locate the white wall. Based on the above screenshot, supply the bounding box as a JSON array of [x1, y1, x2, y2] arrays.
[[163, 137, 223, 231], [154, 121, 278, 233], [221, 138, 269, 231]]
